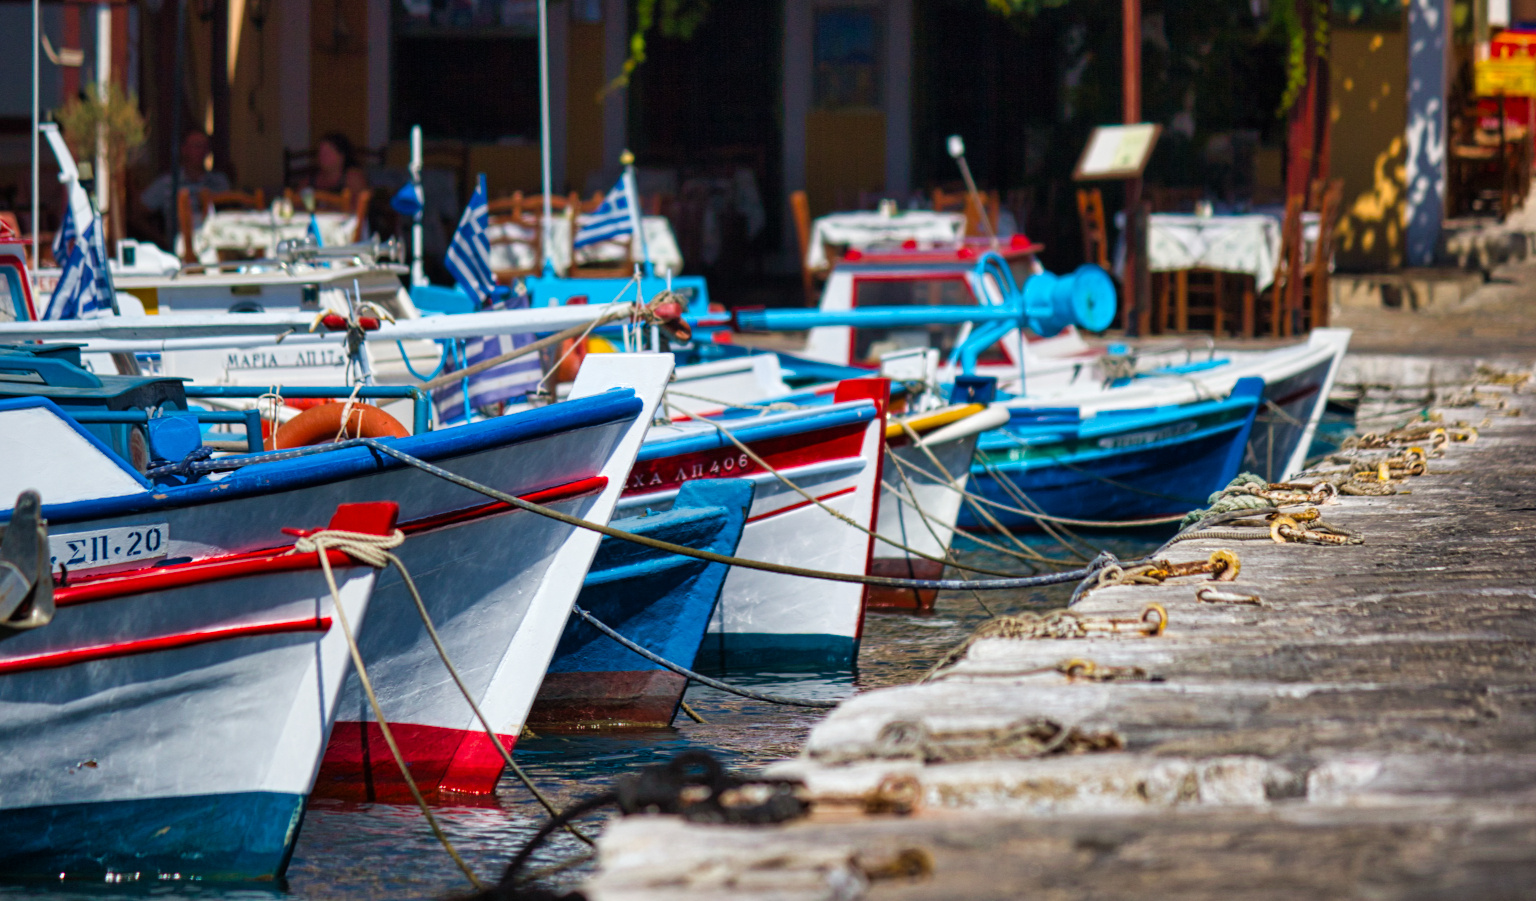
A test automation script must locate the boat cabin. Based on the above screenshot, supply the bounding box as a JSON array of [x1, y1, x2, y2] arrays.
[[800, 235, 1062, 370]]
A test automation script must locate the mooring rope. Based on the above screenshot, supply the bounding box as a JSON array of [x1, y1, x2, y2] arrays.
[[348, 436, 1107, 591], [294, 528, 485, 889], [298, 528, 593, 846], [569, 605, 839, 709], [663, 400, 1036, 578]]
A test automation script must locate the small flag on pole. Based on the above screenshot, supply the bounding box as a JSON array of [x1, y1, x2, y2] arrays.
[[430, 291, 543, 423], [574, 177, 635, 248], [445, 174, 497, 304], [432, 175, 539, 422], [307, 213, 324, 248], [44, 219, 114, 320], [391, 181, 424, 218]]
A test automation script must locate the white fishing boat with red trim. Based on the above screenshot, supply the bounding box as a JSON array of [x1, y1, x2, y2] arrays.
[[0, 352, 670, 799], [0, 492, 393, 882], [618, 378, 888, 669]]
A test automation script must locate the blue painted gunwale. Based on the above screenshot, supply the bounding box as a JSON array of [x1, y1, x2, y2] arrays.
[[976, 385, 1265, 471], [638, 400, 876, 462], [0, 791, 304, 881], [547, 479, 754, 677], [959, 378, 1264, 527], [2, 389, 643, 525]]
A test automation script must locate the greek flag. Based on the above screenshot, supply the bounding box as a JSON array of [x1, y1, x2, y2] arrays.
[[445, 174, 497, 304], [44, 219, 113, 320], [51, 203, 77, 263], [431, 289, 542, 424], [574, 177, 635, 248]]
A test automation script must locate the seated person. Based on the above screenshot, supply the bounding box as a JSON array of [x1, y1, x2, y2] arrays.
[[139, 129, 231, 242], [298, 132, 369, 198]]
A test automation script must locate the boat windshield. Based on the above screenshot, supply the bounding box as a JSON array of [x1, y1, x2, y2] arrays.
[[850, 275, 1010, 366]]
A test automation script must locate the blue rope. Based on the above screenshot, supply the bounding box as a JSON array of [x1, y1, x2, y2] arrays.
[[396, 339, 450, 381], [455, 339, 472, 425]]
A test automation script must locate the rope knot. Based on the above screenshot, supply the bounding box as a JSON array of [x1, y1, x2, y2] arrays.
[[291, 528, 405, 568]]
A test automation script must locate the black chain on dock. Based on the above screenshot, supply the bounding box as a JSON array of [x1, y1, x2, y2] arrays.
[[460, 751, 807, 901]]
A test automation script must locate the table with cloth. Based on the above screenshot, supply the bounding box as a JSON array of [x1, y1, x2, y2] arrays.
[[189, 211, 359, 264], [1143, 212, 1317, 336], [804, 211, 966, 270]]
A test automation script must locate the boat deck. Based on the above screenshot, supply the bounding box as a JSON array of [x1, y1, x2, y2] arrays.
[[584, 365, 1536, 900]]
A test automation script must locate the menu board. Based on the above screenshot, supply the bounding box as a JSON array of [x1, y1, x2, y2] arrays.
[[1073, 124, 1162, 181]]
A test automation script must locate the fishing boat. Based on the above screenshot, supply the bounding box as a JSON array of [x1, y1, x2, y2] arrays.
[[731, 246, 1351, 496], [0, 348, 671, 798], [0, 484, 393, 882], [528, 478, 754, 729], [620, 379, 888, 669]]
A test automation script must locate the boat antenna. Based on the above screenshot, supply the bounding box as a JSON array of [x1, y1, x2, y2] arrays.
[[537, 0, 554, 274], [946, 134, 998, 249]]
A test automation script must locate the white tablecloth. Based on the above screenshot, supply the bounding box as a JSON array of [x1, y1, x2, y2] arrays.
[[1146, 214, 1282, 292], [191, 211, 358, 264], [485, 216, 683, 277], [805, 211, 966, 269]]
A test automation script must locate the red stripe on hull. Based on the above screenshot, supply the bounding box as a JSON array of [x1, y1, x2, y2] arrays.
[[863, 558, 945, 612], [399, 475, 608, 536], [0, 615, 332, 675], [744, 486, 856, 524], [623, 424, 866, 496], [526, 670, 688, 730], [315, 721, 517, 801]]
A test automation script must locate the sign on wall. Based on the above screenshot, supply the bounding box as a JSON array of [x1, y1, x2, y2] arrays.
[[1073, 124, 1162, 181]]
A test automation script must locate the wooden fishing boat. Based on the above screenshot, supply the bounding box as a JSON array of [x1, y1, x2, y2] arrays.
[[619, 379, 889, 669], [528, 479, 754, 729], [0, 353, 670, 799], [0, 493, 392, 881]]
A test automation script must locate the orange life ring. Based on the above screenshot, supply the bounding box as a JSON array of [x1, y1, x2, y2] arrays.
[[272, 401, 409, 449]]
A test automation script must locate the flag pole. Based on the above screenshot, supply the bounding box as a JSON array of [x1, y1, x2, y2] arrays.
[[410, 124, 425, 286], [537, 0, 554, 273], [620, 149, 650, 275], [31, 0, 40, 284]]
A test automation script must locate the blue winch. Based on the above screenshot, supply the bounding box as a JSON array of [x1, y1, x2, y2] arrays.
[[1020, 264, 1119, 336]]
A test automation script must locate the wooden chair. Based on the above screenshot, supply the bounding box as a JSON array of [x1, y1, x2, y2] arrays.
[[1075, 188, 1110, 269], [1296, 177, 1344, 332], [177, 187, 268, 263], [932, 187, 1000, 237], [485, 192, 543, 282], [789, 189, 823, 306], [1265, 192, 1307, 337]]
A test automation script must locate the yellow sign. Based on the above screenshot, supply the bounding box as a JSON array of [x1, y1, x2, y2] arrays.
[[1476, 58, 1536, 97]]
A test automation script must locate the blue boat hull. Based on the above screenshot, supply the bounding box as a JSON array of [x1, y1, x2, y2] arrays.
[[528, 480, 754, 728], [0, 791, 305, 882], [960, 378, 1263, 529]]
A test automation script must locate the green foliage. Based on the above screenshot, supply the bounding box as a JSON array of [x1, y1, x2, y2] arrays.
[[53, 82, 147, 169], [609, 0, 1070, 97], [981, 0, 1073, 13], [607, 0, 713, 96], [1269, 0, 1329, 118]]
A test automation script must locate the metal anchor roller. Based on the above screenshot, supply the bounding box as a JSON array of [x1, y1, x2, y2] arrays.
[[0, 490, 55, 633]]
